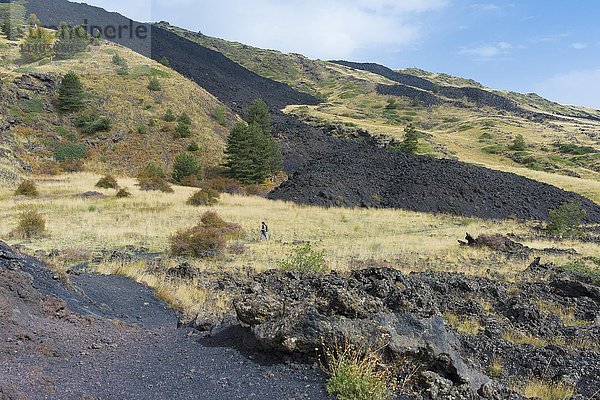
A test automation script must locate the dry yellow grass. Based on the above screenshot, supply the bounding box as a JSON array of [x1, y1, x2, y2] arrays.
[[443, 312, 483, 335], [516, 379, 575, 400], [0, 173, 596, 277]]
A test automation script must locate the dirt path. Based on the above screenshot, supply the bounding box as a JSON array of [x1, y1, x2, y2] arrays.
[[0, 243, 328, 400]]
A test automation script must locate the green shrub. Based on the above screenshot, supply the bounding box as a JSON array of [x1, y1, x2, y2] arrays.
[[95, 175, 119, 189], [116, 188, 132, 198], [178, 113, 192, 126], [201, 211, 227, 228], [54, 23, 90, 59], [187, 189, 220, 206], [53, 143, 88, 162], [14, 180, 39, 197], [75, 111, 112, 134], [324, 342, 393, 400], [172, 153, 201, 183], [510, 134, 527, 151], [187, 141, 200, 152], [20, 26, 54, 62], [560, 262, 600, 286], [163, 109, 176, 122], [482, 145, 504, 154], [279, 243, 328, 273], [147, 77, 161, 91], [12, 209, 47, 239], [212, 105, 227, 126], [175, 121, 192, 138], [159, 57, 170, 67], [547, 201, 587, 237], [397, 124, 419, 154], [137, 124, 148, 135]]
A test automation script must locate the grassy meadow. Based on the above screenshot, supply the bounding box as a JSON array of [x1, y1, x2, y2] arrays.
[[1, 173, 595, 278]]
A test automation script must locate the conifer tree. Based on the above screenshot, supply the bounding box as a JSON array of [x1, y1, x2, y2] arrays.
[[58, 71, 85, 112], [246, 99, 271, 135], [172, 153, 201, 183], [399, 124, 420, 154], [224, 100, 283, 183], [2, 16, 19, 40]]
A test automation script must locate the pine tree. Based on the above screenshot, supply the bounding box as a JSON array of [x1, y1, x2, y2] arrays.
[[2, 16, 19, 40], [54, 23, 89, 59], [172, 153, 201, 183], [58, 71, 85, 113], [224, 100, 282, 183], [399, 124, 420, 154], [20, 26, 54, 62], [246, 99, 271, 135]]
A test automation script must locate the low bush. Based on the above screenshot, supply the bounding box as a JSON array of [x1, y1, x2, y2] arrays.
[[200, 178, 244, 195], [187, 189, 220, 206], [116, 188, 132, 198], [279, 243, 329, 273], [75, 111, 112, 134], [95, 175, 119, 189], [59, 160, 85, 173], [15, 180, 39, 197], [211, 105, 227, 126], [137, 163, 173, 193], [200, 211, 244, 239], [244, 184, 271, 197], [170, 211, 244, 258], [163, 109, 177, 122], [12, 209, 47, 239], [147, 77, 162, 91], [324, 341, 393, 400], [53, 143, 88, 162], [187, 141, 200, 152], [180, 175, 202, 188]]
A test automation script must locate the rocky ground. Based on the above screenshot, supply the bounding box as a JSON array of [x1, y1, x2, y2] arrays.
[[186, 257, 600, 399], [2, 233, 600, 400], [0, 242, 328, 400]]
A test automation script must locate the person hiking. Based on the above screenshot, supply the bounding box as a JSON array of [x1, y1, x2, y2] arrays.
[[261, 222, 269, 240]]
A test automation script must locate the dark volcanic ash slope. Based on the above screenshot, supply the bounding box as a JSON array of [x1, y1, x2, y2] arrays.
[[268, 143, 600, 221], [25, 0, 600, 221]]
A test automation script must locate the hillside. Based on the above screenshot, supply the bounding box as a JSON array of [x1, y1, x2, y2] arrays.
[[0, 23, 234, 183], [7, 2, 599, 221], [158, 23, 600, 195]]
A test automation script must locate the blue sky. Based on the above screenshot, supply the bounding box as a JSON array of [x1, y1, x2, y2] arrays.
[[88, 0, 600, 109]]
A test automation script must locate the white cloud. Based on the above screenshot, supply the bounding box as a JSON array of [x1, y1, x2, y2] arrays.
[[535, 68, 600, 109], [471, 3, 500, 11], [458, 42, 513, 60], [143, 0, 448, 59], [570, 42, 588, 50]]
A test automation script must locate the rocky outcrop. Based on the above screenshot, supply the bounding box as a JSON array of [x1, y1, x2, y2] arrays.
[[219, 262, 600, 399]]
